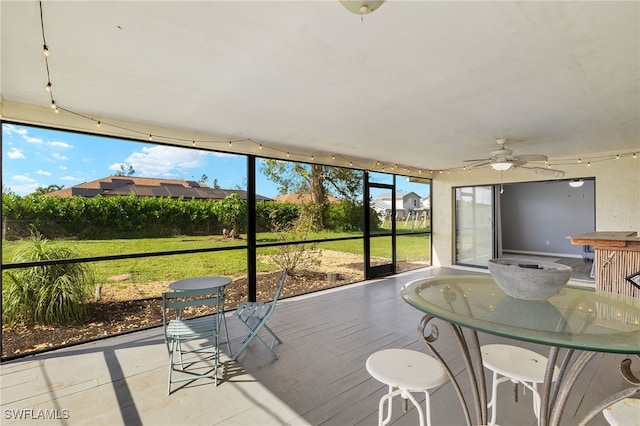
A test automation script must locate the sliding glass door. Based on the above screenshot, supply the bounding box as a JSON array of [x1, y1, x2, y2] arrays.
[[454, 185, 497, 267]]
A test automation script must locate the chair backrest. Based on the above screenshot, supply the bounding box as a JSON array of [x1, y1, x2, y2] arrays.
[[261, 269, 287, 318], [162, 287, 221, 323], [271, 269, 287, 304]]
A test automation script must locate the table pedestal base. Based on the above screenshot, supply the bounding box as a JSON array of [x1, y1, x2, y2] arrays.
[[417, 314, 640, 426]]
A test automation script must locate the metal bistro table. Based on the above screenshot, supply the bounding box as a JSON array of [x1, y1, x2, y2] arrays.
[[401, 275, 640, 426], [168, 276, 232, 355]]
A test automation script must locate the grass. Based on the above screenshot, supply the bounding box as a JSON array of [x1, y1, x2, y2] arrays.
[[2, 230, 431, 286]]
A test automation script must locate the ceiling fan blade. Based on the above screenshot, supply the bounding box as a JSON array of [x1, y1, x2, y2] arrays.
[[515, 154, 548, 162], [519, 166, 565, 178], [463, 158, 490, 162], [467, 160, 492, 168]]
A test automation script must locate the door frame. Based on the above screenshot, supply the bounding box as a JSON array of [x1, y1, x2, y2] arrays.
[[364, 176, 396, 279]]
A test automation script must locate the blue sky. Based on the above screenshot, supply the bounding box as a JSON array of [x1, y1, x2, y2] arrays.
[[2, 123, 430, 199], [2, 123, 276, 197]]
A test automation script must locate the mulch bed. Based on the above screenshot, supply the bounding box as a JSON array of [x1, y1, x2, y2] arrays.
[[1, 270, 357, 359]]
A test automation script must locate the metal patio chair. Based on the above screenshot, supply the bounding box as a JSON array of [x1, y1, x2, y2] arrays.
[[162, 287, 224, 394], [233, 269, 287, 360]]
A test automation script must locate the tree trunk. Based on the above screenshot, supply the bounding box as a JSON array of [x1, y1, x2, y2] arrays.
[[310, 165, 327, 228]]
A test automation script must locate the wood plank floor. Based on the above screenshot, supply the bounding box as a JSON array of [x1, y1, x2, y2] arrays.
[[1, 267, 632, 425]]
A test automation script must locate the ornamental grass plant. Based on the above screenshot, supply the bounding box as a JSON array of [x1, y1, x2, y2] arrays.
[[2, 229, 95, 326]]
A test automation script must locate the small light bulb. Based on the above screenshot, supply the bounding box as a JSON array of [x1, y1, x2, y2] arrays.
[[332, 155, 335, 160], [148, 134, 152, 140], [50, 99, 57, 109], [286, 152, 290, 157], [43, 45, 49, 56], [44, 82, 52, 92], [96, 121, 101, 128], [229, 141, 232, 147], [259, 144, 262, 149]]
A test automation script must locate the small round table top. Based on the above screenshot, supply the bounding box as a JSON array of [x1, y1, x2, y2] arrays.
[[168, 276, 232, 291]]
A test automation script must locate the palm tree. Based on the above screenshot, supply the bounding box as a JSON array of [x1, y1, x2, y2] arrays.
[[33, 184, 65, 195]]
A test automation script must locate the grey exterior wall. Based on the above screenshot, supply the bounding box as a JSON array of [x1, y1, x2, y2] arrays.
[[500, 179, 595, 256]]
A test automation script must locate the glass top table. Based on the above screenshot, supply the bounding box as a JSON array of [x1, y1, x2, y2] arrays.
[[400, 275, 640, 426], [401, 275, 640, 354]]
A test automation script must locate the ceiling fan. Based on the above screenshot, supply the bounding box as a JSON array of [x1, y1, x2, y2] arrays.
[[464, 138, 565, 177]]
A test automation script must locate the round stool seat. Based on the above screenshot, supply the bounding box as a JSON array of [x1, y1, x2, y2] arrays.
[[481, 344, 559, 426], [366, 349, 448, 426], [366, 348, 448, 390], [602, 398, 640, 426], [482, 344, 559, 383]]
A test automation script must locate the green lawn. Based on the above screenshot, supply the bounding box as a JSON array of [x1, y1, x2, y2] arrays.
[[2, 231, 430, 285]]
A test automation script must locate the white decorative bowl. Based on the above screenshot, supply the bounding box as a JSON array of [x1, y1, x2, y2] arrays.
[[488, 258, 572, 301]]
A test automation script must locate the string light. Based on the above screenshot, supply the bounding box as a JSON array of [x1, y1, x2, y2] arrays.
[[32, 2, 636, 182]]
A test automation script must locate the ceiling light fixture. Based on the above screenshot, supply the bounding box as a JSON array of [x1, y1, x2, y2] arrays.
[[491, 162, 513, 171], [569, 179, 584, 188], [339, 0, 385, 15]]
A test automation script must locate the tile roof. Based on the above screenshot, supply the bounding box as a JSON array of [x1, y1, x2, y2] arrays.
[[46, 176, 270, 201]]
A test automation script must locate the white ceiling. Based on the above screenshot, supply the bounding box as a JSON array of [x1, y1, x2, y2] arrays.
[[1, 1, 639, 171]]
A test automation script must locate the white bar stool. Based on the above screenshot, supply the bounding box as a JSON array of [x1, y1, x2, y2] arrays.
[[602, 398, 640, 426], [366, 348, 448, 426], [481, 344, 560, 426]]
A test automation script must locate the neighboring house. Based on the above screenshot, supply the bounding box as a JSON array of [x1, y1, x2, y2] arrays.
[[45, 176, 271, 201], [274, 193, 340, 204], [371, 191, 425, 219]]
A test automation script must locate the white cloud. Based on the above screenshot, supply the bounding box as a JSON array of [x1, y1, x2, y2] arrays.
[[12, 174, 37, 184], [2, 124, 27, 137], [36, 169, 52, 176], [51, 152, 68, 161], [60, 165, 68, 170], [7, 147, 26, 159], [24, 136, 44, 144], [118, 146, 211, 177], [49, 141, 73, 148], [60, 175, 83, 182]]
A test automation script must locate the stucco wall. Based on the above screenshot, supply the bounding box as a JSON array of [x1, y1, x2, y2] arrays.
[[430, 152, 639, 267]]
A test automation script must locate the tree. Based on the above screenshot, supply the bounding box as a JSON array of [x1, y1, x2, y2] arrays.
[[212, 178, 221, 189], [199, 174, 209, 184], [33, 184, 65, 195], [114, 164, 135, 176], [212, 193, 247, 238], [259, 160, 363, 228]]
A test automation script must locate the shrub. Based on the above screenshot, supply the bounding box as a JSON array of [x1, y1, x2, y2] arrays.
[[269, 216, 321, 276], [2, 229, 95, 326], [326, 200, 364, 232]]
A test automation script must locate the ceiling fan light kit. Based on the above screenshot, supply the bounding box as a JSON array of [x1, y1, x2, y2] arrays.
[[339, 0, 386, 15], [463, 138, 565, 176], [569, 179, 584, 188], [491, 162, 513, 171]]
